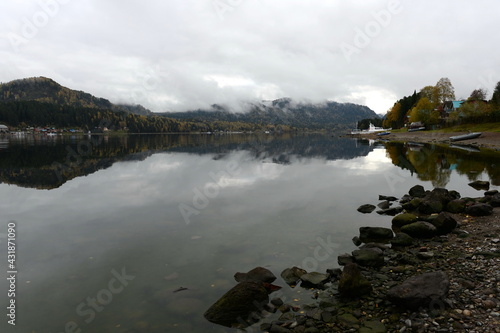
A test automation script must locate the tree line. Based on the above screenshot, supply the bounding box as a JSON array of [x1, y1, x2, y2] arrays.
[[0, 100, 296, 133], [383, 78, 500, 129]]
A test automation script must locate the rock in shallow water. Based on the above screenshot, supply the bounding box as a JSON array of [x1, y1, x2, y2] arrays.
[[234, 266, 276, 283], [359, 226, 394, 243], [357, 204, 376, 214], [280, 266, 307, 286], [204, 281, 270, 328]]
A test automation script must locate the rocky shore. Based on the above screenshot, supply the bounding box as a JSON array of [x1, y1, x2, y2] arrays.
[[204, 184, 500, 333], [362, 131, 500, 150]]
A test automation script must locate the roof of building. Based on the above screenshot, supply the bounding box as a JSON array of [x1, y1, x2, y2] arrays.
[[0, 124, 8, 129], [452, 101, 464, 109]]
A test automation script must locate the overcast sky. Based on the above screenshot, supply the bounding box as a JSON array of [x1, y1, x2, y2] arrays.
[[1, 0, 499, 114]]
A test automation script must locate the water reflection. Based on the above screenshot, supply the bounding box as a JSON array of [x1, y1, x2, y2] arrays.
[[0, 134, 375, 189], [0, 135, 499, 333], [384, 142, 500, 187]]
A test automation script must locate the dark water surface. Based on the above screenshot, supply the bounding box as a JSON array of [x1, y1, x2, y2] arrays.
[[0, 134, 498, 332]]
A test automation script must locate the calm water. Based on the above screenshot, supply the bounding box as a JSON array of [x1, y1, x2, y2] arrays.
[[0, 134, 498, 332]]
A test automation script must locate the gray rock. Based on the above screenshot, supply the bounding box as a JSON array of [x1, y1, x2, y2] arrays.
[[357, 204, 376, 214], [235, 266, 276, 283], [418, 188, 455, 215], [430, 212, 458, 235], [446, 199, 466, 213], [280, 267, 307, 286], [379, 195, 398, 201], [337, 253, 354, 266], [409, 185, 426, 198], [387, 271, 450, 310], [376, 206, 404, 216], [465, 203, 493, 216], [359, 226, 394, 243], [400, 221, 437, 239], [352, 248, 385, 267], [204, 281, 269, 327], [390, 232, 415, 247], [338, 263, 372, 298], [352, 236, 362, 246], [300, 272, 329, 287], [377, 200, 391, 209]]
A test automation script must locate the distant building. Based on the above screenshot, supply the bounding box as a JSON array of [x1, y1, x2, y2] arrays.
[[0, 124, 8, 133], [443, 101, 464, 114]]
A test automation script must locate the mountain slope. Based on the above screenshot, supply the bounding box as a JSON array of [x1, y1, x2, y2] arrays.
[[0, 77, 152, 116], [162, 98, 378, 130]]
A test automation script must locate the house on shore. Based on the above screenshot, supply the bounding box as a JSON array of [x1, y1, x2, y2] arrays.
[[0, 124, 9, 133]]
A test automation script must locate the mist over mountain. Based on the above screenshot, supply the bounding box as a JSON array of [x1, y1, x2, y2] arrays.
[[162, 98, 377, 130], [0, 78, 377, 131]]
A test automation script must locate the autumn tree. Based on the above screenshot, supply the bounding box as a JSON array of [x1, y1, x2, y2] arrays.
[[408, 97, 438, 125], [435, 77, 455, 103]]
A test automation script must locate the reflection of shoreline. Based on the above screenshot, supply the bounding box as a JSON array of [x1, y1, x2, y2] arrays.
[[384, 141, 500, 187], [0, 134, 375, 190]]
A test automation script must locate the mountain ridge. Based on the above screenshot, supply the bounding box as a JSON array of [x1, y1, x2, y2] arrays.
[[0, 77, 378, 130]]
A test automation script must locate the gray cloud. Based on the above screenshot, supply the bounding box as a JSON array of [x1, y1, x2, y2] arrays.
[[1, 0, 499, 114]]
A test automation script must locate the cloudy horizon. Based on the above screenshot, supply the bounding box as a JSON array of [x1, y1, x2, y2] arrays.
[[1, 0, 499, 114]]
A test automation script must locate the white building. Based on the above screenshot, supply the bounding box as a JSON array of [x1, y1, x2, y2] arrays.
[[0, 124, 8, 133]]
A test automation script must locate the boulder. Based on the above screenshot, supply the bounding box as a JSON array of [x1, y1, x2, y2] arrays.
[[387, 271, 450, 310], [465, 203, 493, 216], [390, 232, 415, 247], [392, 213, 418, 228], [352, 248, 385, 267], [402, 198, 422, 211], [352, 236, 362, 246], [204, 281, 270, 327], [418, 188, 455, 215], [376, 206, 404, 216], [446, 199, 466, 213], [469, 180, 490, 191], [338, 263, 372, 298], [235, 267, 276, 283], [409, 185, 426, 198], [357, 204, 376, 214], [400, 222, 437, 239], [430, 212, 458, 235], [280, 267, 307, 286], [379, 195, 398, 201], [300, 272, 330, 288], [488, 193, 500, 207], [359, 226, 394, 243], [485, 190, 499, 196], [377, 200, 391, 209], [337, 253, 354, 266]]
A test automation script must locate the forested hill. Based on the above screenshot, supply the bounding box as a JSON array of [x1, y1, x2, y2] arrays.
[[162, 98, 377, 131], [0, 77, 152, 116], [0, 77, 377, 132]]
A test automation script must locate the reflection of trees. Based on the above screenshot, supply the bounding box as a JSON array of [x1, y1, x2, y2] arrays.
[[385, 142, 500, 186], [0, 134, 376, 189]]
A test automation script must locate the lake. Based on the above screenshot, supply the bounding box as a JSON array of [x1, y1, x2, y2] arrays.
[[0, 133, 498, 332]]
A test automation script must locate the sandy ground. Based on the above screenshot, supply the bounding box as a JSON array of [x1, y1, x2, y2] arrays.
[[360, 131, 500, 150]]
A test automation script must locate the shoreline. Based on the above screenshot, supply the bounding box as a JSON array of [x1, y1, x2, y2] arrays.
[[255, 187, 500, 333], [355, 131, 500, 150]]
